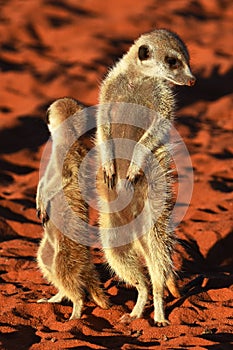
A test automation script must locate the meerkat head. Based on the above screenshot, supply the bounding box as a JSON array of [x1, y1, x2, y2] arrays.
[[127, 29, 195, 86], [46, 98, 83, 134]]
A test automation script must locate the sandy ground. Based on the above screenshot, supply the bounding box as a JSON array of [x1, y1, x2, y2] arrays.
[[0, 0, 232, 349]]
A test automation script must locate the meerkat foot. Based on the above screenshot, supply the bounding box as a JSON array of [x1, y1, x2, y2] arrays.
[[37, 291, 64, 304], [37, 298, 49, 303], [69, 302, 83, 320], [103, 160, 116, 189], [120, 313, 137, 325], [154, 319, 170, 327]]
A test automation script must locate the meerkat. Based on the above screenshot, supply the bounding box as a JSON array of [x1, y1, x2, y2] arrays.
[[36, 97, 109, 320], [96, 29, 196, 326]]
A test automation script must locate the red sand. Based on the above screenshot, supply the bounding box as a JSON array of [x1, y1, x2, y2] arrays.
[[0, 0, 232, 349]]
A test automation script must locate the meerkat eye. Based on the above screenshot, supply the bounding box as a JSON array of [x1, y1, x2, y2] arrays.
[[165, 56, 180, 69], [138, 45, 151, 61]]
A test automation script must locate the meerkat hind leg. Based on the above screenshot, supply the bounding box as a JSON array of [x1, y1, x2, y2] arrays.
[[146, 258, 169, 327], [54, 248, 86, 320], [37, 234, 66, 304], [69, 299, 84, 320], [104, 247, 148, 323], [37, 290, 64, 304]]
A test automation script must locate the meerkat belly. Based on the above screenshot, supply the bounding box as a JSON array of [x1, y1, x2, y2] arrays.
[[97, 122, 150, 231], [111, 123, 145, 178]]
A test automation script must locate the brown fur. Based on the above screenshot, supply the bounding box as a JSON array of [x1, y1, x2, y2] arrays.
[[37, 98, 109, 320], [96, 29, 195, 325]]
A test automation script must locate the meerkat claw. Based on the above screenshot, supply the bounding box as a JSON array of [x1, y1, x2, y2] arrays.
[[125, 171, 142, 190], [125, 176, 134, 191], [36, 209, 41, 219], [103, 161, 116, 189], [104, 172, 115, 189], [120, 313, 137, 324], [155, 319, 170, 327], [103, 171, 116, 189], [36, 207, 49, 226], [110, 174, 115, 189], [104, 170, 107, 184], [42, 214, 49, 227], [126, 163, 142, 185]]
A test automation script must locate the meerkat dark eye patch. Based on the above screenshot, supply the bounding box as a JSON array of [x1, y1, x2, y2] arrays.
[[138, 45, 151, 61], [165, 56, 180, 69]]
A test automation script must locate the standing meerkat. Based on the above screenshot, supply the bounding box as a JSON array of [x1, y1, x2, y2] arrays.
[[96, 29, 195, 326], [36, 97, 109, 320]]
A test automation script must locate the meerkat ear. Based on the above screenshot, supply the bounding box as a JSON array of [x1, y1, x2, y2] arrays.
[[45, 109, 50, 124], [138, 45, 151, 61]]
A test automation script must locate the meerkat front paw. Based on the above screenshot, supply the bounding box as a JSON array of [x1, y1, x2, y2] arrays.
[[103, 160, 116, 189], [36, 200, 49, 226], [125, 163, 143, 189], [37, 208, 49, 226]]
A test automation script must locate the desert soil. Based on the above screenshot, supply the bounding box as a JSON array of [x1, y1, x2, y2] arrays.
[[0, 0, 232, 349]]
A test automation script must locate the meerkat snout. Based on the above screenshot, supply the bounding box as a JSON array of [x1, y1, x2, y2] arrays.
[[187, 75, 196, 86]]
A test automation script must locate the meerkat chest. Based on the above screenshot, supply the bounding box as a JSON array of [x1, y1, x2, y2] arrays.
[[123, 78, 158, 106], [109, 102, 153, 142]]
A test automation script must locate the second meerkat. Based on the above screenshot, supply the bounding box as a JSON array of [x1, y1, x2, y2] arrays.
[[37, 98, 109, 320], [96, 29, 195, 326]]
